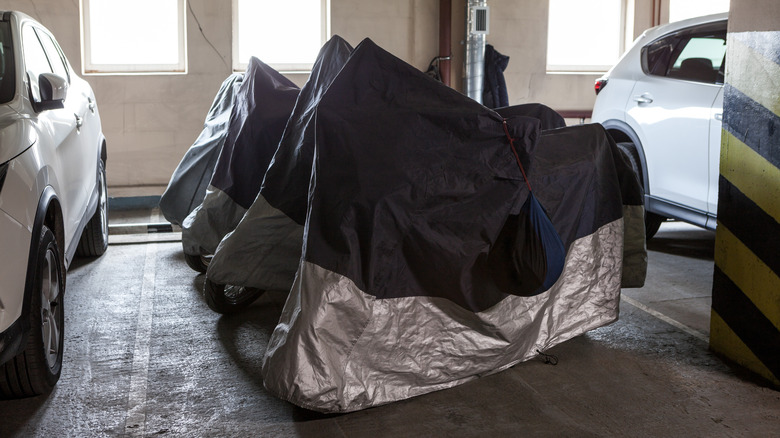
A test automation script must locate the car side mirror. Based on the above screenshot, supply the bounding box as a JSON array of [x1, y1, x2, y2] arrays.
[[35, 72, 68, 111]]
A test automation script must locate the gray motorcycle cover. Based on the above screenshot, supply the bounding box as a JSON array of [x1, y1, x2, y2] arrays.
[[159, 73, 243, 226]]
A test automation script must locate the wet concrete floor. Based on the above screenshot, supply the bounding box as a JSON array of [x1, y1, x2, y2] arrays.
[[1, 215, 779, 437]]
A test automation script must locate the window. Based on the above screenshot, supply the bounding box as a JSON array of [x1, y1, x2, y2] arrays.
[[642, 28, 726, 84], [22, 25, 73, 106], [546, 0, 626, 73], [0, 21, 15, 104], [81, 0, 187, 74], [37, 31, 70, 82], [669, 0, 729, 23], [233, 0, 329, 72], [668, 34, 727, 84], [643, 34, 677, 76], [22, 25, 53, 102]]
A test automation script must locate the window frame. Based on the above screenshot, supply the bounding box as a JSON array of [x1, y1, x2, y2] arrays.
[[80, 0, 188, 75], [231, 0, 330, 73], [546, 0, 628, 74]]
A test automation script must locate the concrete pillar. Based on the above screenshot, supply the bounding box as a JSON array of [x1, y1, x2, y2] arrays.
[[711, 0, 780, 387]]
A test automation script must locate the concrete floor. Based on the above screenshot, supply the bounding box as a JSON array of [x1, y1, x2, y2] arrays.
[[1, 210, 779, 437]]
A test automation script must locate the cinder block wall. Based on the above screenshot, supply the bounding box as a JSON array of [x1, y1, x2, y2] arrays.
[[711, 0, 780, 387]]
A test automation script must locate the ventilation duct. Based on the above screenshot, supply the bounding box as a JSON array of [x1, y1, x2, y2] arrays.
[[464, 0, 489, 103]]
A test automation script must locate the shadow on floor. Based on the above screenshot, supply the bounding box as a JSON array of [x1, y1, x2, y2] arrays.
[[648, 222, 715, 260]]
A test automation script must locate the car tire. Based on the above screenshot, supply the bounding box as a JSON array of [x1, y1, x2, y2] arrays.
[[203, 278, 265, 314], [616, 142, 666, 239], [77, 159, 108, 257], [0, 225, 65, 399], [184, 253, 211, 273], [644, 212, 665, 239]]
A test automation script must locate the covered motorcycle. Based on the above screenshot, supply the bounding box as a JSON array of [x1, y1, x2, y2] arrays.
[[180, 57, 300, 264], [205, 36, 354, 294], [226, 39, 647, 412], [159, 73, 244, 227]]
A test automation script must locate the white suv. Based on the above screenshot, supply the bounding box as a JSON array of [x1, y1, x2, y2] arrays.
[[0, 11, 107, 398], [592, 13, 728, 238]]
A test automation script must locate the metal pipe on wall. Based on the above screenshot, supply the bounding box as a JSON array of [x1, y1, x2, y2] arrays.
[[439, 0, 452, 87], [652, 0, 661, 27], [464, 0, 486, 103]]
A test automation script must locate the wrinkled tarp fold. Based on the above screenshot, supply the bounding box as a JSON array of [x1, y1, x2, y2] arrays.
[[496, 103, 566, 131]]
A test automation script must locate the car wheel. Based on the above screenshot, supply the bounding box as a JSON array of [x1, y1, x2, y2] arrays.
[[616, 142, 666, 239], [644, 212, 665, 239], [203, 278, 265, 314], [77, 159, 109, 257], [184, 253, 211, 274], [0, 225, 65, 398]]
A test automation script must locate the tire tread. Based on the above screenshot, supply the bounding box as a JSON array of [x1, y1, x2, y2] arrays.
[[184, 253, 209, 273]]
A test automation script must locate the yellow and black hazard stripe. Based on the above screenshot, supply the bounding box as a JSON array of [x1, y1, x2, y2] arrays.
[[711, 30, 780, 387]]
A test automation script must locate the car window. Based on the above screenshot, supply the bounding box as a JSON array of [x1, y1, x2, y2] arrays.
[[22, 24, 53, 103], [643, 34, 679, 77], [642, 27, 726, 85], [36, 29, 69, 83], [0, 21, 14, 104], [668, 34, 726, 83]]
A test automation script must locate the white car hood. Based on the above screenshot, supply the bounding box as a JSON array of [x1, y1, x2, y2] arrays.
[[0, 104, 35, 164]]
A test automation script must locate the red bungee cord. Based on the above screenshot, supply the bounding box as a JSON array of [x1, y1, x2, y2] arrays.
[[502, 119, 533, 192]]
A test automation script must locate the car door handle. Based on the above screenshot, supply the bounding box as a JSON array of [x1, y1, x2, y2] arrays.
[[714, 113, 723, 121], [633, 94, 654, 104], [88, 97, 96, 113], [74, 114, 83, 130]]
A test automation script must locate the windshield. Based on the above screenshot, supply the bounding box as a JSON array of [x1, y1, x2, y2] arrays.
[[0, 20, 15, 104]]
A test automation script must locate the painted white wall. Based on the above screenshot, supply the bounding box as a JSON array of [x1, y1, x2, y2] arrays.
[[4, 0, 659, 193]]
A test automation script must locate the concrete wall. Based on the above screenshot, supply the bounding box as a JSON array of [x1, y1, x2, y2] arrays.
[[332, 0, 439, 74], [710, 0, 780, 387], [6, 0, 659, 193]]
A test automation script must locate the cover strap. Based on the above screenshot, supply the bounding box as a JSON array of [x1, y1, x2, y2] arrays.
[[502, 118, 532, 192]]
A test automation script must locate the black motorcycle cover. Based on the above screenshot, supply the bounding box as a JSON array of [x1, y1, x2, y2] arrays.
[[258, 39, 646, 412], [496, 103, 566, 131]]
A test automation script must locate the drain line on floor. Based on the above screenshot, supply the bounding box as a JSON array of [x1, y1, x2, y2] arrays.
[[124, 242, 158, 436]]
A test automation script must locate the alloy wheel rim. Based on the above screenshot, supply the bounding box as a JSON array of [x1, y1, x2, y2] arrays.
[[99, 169, 108, 240], [223, 285, 258, 305], [41, 248, 62, 370]]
